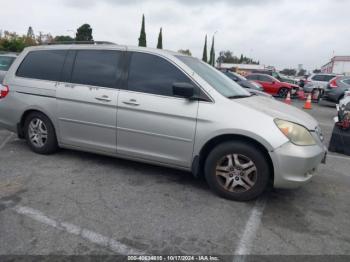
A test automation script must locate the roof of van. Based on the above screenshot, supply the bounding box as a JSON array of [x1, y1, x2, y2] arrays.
[[23, 44, 188, 58]]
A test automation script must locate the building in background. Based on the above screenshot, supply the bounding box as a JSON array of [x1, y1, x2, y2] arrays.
[[217, 63, 267, 76], [321, 56, 350, 75]]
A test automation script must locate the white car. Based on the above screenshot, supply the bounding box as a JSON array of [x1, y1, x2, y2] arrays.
[[304, 73, 338, 93], [339, 91, 350, 111]]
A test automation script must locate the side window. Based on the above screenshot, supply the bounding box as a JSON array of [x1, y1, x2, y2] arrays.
[[16, 50, 67, 81], [312, 75, 324, 81], [343, 79, 350, 85], [128, 52, 192, 97], [246, 75, 258, 80], [71, 50, 122, 88], [259, 75, 273, 82]]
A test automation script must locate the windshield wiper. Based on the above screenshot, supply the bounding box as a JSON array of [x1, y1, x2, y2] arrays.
[[227, 95, 252, 99]]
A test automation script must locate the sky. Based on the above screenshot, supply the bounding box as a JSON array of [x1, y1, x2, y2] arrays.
[[0, 0, 349, 71]]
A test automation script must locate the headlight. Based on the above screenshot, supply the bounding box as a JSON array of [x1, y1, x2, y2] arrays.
[[274, 119, 316, 146]]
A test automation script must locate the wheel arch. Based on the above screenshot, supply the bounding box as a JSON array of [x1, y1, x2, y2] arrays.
[[193, 134, 274, 184], [18, 108, 57, 139]]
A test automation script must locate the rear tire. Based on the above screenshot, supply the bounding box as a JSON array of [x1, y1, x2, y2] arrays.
[[204, 141, 270, 201], [24, 112, 58, 154]]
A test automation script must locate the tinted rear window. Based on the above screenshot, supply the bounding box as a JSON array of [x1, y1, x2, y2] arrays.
[[323, 75, 336, 82], [71, 50, 122, 88], [0, 56, 16, 71], [16, 50, 67, 81], [312, 74, 336, 82]]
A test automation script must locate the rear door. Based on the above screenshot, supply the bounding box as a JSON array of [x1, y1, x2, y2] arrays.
[[116, 52, 199, 167], [57, 49, 124, 154]]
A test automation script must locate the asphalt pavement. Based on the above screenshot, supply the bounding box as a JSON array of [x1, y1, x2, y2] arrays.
[[0, 99, 349, 259]]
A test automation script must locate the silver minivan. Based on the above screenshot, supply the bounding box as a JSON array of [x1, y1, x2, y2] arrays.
[[0, 44, 327, 201]]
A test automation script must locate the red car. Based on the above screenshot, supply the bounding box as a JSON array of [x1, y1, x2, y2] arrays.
[[246, 73, 299, 97]]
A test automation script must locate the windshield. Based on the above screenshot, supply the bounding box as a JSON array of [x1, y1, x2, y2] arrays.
[[176, 56, 251, 98], [0, 56, 16, 71]]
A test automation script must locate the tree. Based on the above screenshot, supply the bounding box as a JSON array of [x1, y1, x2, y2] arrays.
[[0, 31, 26, 52], [202, 35, 208, 62], [298, 69, 307, 76], [208, 36, 215, 66], [75, 24, 93, 41], [54, 35, 75, 42], [280, 68, 297, 76], [178, 49, 192, 56], [156, 27, 163, 49], [138, 14, 147, 47], [25, 26, 36, 46], [239, 54, 244, 63], [26, 26, 35, 39]]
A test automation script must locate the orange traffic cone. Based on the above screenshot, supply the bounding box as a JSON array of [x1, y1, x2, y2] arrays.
[[304, 93, 312, 110], [285, 92, 291, 105]]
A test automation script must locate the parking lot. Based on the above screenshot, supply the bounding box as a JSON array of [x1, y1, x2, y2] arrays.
[[0, 99, 349, 258]]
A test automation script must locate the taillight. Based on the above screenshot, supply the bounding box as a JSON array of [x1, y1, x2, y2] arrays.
[[329, 78, 338, 88], [0, 84, 9, 99]]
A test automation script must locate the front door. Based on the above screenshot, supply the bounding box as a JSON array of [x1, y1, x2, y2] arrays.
[[117, 52, 199, 167], [57, 49, 124, 154]]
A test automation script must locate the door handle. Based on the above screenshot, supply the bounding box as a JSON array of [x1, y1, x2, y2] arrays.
[[95, 95, 112, 102], [122, 99, 139, 106]]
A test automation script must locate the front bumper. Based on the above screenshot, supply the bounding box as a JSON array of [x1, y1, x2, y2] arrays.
[[271, 140, 327, 189]]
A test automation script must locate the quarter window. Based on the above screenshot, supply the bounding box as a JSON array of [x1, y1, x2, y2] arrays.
[[71, 50, 122, 88], [128, 52, 192, 96], [16, 50, 67, 81]]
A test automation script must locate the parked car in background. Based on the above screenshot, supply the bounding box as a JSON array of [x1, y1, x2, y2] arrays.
[[246, 73, 299, 97], [0, 44, 327, 201], [322, 76, 350, 103], [0, 53, 17, 83], [339, 91, 350, 111], [223, 71, 273, 98], [252, 69, 298, 85], [303, 73, 337, 93]]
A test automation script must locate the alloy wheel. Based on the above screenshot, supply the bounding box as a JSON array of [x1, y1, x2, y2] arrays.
[[28, 118, 48, 148]]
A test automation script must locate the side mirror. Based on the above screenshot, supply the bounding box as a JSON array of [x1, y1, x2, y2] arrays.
[[271, 81, 276, 84], [173, 82, 195, 99]]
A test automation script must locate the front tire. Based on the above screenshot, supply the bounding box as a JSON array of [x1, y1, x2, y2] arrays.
[[24, 112, 58, 154], [204, 141, 270, 201], [278, 87, 289, 98]]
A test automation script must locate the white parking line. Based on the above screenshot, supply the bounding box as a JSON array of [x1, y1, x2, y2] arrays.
[[233, 198, 266, 261], [5, 202, 144, 255], [0, 133, 14, 150]]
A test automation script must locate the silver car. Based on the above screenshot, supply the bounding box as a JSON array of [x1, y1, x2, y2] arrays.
[[304, 73, 337, 92], [0, 44, 327, 201]]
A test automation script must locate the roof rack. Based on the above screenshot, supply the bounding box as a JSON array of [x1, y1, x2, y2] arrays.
[[46, 41, 117, 45]]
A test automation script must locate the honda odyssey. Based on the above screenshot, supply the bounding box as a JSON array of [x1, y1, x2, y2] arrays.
[[0, 44, 327, 201]]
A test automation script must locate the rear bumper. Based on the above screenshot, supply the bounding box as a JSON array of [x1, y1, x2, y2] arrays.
[[323, 89, 341, 103], [271, 141, 327, 189]]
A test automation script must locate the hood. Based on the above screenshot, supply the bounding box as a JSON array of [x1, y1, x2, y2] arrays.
[[283, 82, 299, 89], [235, 96, 318, 130]]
